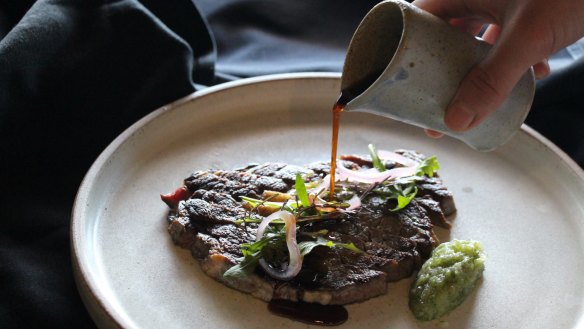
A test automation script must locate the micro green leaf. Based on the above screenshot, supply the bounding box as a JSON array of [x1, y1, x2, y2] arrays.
[[234, 217, 262, 224], [223, 252, 261, 278], [335, 241, 363, 254], [225, 233, 363, 278], [299, 237, 363, 256], [374, 183, 419, 212], [295, 173, 311, 208], [368, 143, 386, 172], [417, 155, 440, 177], [298, 240, 326, 256], [224, 229, 284, 278], [390, 186, 418, 211], [240, 196, 299, 211]]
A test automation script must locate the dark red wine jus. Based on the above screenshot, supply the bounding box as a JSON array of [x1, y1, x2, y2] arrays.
[[268, 299, 348, 326]]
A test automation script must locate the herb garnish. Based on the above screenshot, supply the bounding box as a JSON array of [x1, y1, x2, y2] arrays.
[[224, 226, 362, 279], [417, 155, 440, 177], [225, 147, 442, 279], [368, 151, 440, 211], [295, 173, 311, 208], [240, 196, 298, 212], [368, 143, 386, 172], [373, 182, 419, 211]]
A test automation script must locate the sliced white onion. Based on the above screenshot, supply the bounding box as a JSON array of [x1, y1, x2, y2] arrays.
[[360, 168, 380, 175], [345, 194, 361, 211], [336, 160, 417, 184], [377, 150, 418, 167], [256, 210, 302, 280], [384, 166, 419, 178]]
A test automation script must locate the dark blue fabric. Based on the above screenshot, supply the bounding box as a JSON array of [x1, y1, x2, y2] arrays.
[[0, 0, 582, 328], [197, 0, 379, 78], [527, 58, 584, 164], [0, 1, 210, 328]]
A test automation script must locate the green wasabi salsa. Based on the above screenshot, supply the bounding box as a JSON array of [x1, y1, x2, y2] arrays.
[[409, 239, 486, 321]]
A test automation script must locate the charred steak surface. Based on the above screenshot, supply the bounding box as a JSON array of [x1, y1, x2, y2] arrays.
[[163, 151, 455, 305]]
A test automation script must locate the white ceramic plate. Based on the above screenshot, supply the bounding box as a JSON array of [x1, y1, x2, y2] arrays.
[[72, 73, 584, 329]]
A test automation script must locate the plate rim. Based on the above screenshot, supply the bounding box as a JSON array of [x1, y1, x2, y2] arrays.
[[70, 72, 584, 329]]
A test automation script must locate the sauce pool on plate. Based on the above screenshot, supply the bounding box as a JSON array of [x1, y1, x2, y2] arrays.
[[268, 299, 348, 326]]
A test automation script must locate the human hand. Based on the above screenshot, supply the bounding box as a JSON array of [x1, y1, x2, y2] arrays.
[[413, 0, 584, 136]]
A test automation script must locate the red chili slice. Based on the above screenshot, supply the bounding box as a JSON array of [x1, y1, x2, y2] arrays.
[[160, 186, 190, 209]]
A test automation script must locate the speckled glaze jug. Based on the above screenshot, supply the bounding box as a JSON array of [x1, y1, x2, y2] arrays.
[[341, 0, 535, 151]]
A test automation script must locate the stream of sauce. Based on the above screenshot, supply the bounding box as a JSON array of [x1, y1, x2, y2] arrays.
[[329, 101, 345, 201], [328, 94, 348, 200], [329, 70, 384, 200], [266, 94, 352, 325], [267, 71, 385, 325]]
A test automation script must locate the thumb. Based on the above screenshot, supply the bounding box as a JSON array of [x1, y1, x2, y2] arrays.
[[444, 27, 537, 131]]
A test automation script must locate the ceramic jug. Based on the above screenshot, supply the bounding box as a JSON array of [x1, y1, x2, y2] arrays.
[[341, 0, 535, 151]]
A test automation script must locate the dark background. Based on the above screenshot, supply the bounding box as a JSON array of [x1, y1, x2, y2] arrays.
[[1, 0, 582, 328]]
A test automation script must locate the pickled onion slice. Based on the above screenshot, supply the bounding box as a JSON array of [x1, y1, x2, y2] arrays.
[[256, 210, 301, 280]]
